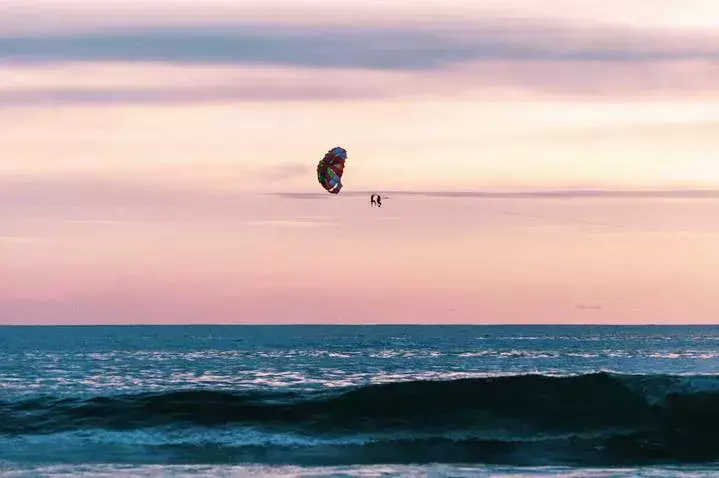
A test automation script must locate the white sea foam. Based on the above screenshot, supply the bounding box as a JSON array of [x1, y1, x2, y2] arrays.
[[1, 463, 718, 478]]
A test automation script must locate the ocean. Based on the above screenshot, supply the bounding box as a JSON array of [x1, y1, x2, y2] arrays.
[[0, 325, 717, 477]]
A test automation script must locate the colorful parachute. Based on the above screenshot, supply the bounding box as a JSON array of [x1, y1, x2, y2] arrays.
[[317, 146, 347, 194]]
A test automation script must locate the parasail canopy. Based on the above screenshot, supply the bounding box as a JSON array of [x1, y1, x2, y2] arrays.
[[317, 146, 347, 194]]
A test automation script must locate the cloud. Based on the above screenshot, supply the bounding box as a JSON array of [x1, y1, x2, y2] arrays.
[[452, 59, 719, 97], [2, 19, 719, 106], [7, 176, 719, 222], [272, 189, 719, 199], [0, 62, 413, 106], [0, 85, 389, 106], [2, 0, 719, 37], [0, 25, 471, 70], [2, 21, 719, 70], [3, 59, 719, 107]]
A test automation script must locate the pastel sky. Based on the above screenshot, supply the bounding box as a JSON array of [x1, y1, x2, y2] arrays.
[[2, 0, 719, 324]]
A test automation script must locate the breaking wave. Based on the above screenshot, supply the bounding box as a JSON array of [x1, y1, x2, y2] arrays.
[[1, 373, 718, 466]]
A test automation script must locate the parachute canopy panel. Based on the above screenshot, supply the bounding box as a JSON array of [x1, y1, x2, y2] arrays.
[[317, 146, 347, 194]]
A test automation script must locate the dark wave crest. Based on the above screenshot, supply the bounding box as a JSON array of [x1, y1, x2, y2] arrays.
[[2, 373, 718, 466]]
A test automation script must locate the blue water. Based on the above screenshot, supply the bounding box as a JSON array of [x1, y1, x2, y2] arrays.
[[0, 325, 717, 477]]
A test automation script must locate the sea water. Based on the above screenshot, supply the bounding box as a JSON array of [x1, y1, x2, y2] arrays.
[[0, 325, 717, 477]]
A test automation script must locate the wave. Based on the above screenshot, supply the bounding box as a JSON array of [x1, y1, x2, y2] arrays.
[[1, 373, 718, 466]]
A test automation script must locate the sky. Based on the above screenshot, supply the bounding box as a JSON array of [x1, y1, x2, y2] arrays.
[[2, 0, 719, 324]]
